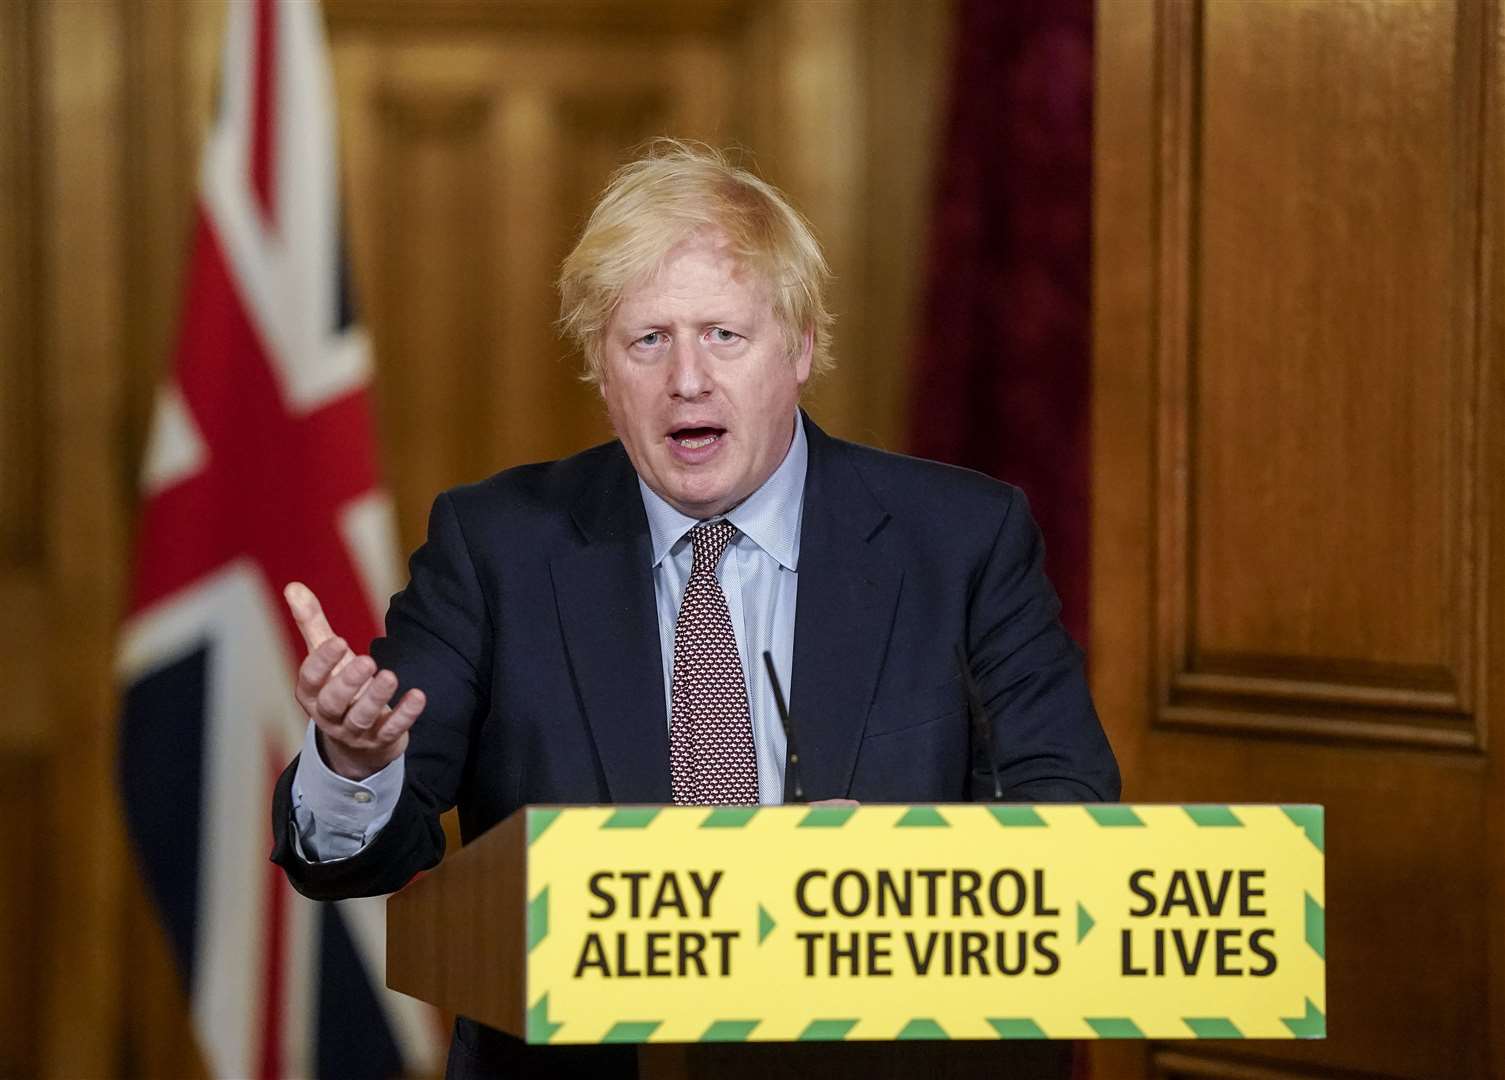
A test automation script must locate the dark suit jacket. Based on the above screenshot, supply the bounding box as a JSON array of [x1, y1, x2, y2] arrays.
[[271, 414, 1118, 1077]]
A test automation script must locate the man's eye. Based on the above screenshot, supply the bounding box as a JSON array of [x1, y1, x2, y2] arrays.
[[710, 327, 739, 343], [636, 331, 663, 348]]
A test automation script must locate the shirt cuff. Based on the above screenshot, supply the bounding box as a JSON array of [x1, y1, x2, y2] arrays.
[[290, 719, 404, 862]]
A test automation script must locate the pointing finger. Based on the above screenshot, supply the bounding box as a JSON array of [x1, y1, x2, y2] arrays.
[[285, 581, 337, 653]]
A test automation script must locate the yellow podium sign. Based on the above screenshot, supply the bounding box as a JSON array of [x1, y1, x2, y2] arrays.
[[522, 804, 1325, 1044]]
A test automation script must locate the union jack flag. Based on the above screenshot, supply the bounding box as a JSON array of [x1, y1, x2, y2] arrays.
[[117, 1, 441, 1075]]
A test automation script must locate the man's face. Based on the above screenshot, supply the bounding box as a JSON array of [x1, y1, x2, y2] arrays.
[[600, 231, 812, 519]]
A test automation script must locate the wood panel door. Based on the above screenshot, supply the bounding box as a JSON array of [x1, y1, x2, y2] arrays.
[[1093, 1, 1505, 1078]]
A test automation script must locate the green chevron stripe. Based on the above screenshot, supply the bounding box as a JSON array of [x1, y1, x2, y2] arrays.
[[602, 808, 660, 829], [527, 993, 562, 1044], [896, 806, 950, 827], [799, 1019, 858, 1040], [1086, 1017, 1145, 1037], [1183, 805, 1242, 827], [602, 1021, 661, 1043], [1086, 806, 1145, 827], [527, 808, 562, 845], [1283, 805, 1325, 852], [758, 904, 776, 944], [1077, 903, 1095, 943], [1305, 893, 1325, 959], [701, 1019, 760, 1042], [798, 806, 856, 828], [1282, 998, 1326, 1038], [701, 807, 758, 828], [1184, 1017, 1243, 1038], [988, 1018, 1047, 1039], [897, 1018, 947, 1040], [988, 806, 1047, 827], [526, 886, 549, 952]]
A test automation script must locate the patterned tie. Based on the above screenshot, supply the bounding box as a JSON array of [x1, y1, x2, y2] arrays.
[[669, 521, 759, 805]]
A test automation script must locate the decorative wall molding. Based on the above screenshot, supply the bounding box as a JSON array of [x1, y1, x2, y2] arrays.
[[325, 0, 751, 35], [0, 0, 41, 569]]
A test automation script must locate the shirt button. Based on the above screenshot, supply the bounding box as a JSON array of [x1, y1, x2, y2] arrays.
[[352, 790, 373, 804]]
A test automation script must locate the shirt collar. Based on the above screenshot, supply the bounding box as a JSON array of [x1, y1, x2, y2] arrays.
[[638, 412, 807, 571]]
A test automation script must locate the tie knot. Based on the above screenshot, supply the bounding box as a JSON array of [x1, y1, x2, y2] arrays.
[[689, 521, 737, 574]]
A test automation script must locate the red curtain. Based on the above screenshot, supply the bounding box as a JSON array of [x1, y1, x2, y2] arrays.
[[909, 0, 1094, 650]]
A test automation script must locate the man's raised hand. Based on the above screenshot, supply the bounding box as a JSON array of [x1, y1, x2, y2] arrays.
[[285, 581, 426, 781]]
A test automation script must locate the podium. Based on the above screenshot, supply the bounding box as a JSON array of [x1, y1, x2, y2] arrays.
[[388, 804, 1326, 1044]]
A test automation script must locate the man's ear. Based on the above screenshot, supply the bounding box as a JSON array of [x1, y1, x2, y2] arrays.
[[793, 327, 814, 385], [592, 352, 610, 397]]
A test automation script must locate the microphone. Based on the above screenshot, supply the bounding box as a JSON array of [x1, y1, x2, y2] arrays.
[[955, 642, 1004, 800], [762, 651, 806, 803]]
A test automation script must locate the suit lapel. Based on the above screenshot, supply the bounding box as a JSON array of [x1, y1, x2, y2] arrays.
[[550, 448, 672, 803], [790, 418, 902, 799]]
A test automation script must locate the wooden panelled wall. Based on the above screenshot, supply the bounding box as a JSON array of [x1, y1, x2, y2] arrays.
[[0, 1, 952, 1076], [1094, 1, 1505, 1079]]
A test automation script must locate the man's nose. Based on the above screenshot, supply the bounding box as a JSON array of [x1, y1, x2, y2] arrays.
[[668, 338, 712, 400]]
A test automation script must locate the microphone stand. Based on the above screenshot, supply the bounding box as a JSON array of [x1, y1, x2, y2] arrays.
[[763, 651, 806, 803], [955, 642, 1004, 801]]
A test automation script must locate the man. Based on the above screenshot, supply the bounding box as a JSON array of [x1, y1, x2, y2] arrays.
[[271, 142, 1119, 1077]]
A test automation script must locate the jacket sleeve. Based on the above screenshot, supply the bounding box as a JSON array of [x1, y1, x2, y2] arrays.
[[968, 488, 1120, 803], [271, 489, 494, 899]]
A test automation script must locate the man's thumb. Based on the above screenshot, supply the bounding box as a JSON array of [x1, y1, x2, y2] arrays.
[[284, 581, 337, 651]]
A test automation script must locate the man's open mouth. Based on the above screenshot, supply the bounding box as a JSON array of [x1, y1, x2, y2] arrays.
[[670, 426, 725, 450]]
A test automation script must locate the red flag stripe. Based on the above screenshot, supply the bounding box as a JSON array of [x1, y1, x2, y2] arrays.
[[128, 213, 382, 661], [250, 0, 277, 225]]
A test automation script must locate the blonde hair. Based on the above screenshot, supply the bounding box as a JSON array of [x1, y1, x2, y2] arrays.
[[558, 139, 835, 385]]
